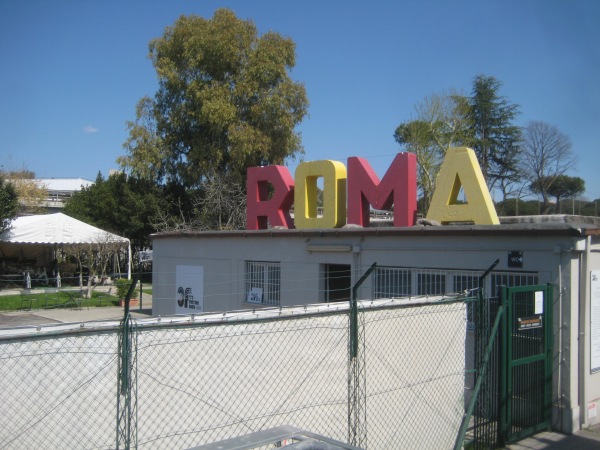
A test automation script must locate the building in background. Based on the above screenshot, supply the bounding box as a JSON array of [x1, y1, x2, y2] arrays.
[[35, 178, 94, 213], [151, 214, 600, 435]]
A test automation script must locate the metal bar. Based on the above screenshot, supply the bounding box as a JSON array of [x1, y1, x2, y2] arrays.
[[478, 258, 499, 287], [544, 283, 553, 430], [123, 272, 140, 318], [453, 304, 504, 450], [350, 262, 376, 359], [117, 313, 136, 450], [348, 262, 376, 449], [498, 285, 510, 446]]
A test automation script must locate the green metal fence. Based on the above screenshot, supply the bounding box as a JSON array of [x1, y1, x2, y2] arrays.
[[499, 284, 553, 445], [453, 280, 553, 449], [1, 291, 474, 449], [2, 264, 556, 449]]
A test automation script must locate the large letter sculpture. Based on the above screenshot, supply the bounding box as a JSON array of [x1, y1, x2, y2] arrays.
[[347, 152, 417, 227], [246, 166, 295, 230], [294, 160, 347, 229], [426, 147, 499, 225]]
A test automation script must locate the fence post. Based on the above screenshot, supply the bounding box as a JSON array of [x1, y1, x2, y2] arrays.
[[499, 283, 515, 447], [348, 262, 376, 448], [123, 272, 141, 318], [453, 259, 500, 449], [116, 313, 137, 449]]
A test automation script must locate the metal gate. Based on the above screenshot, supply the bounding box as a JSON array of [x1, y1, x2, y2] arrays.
[[499, 284, 553, 445]]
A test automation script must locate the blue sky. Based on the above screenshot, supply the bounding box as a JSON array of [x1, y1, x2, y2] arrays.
[[1, 1, 599, 200]]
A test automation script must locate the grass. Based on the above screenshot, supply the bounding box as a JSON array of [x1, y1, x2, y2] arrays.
[[0, 290, 120, 312]]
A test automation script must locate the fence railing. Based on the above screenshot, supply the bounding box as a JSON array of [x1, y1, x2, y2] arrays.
[[0, 292, 473, 449]]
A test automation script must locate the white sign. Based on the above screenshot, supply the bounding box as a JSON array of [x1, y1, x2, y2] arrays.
[[175, 265, 204, 314], [247, 287, 263, 304], [139, 250, 153, 263], [534, 291, 544, 315], [591, 270, 600, 373]]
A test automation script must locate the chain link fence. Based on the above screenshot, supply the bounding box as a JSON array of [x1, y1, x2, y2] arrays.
[[361, 300, 469, 449], [0, 330, 120, 449], [1, 294, 472, 449]]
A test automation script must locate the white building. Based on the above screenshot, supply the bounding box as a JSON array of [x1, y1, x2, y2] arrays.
[[36, 178, 94, 212], [151, 215, 600, 435]]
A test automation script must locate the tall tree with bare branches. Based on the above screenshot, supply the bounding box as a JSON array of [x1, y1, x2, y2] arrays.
[[394, 92, 469, 212], [521, 121, 576, 213]]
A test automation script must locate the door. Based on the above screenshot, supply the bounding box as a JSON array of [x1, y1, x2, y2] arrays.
[[499, 284, 553, 444], [325, 264, 351, 302]]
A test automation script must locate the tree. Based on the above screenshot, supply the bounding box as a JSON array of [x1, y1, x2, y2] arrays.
[[117, 96, 167, 185], [394, 92, 469, 212], [120, 9, 309, 190], [62, 232, 125, 296], [64, 172, 169, 256], [462, 75, 521, 192], [194, 172, 246, 230], [531, 175, 584, 213], [0, 178, 19, 232], [2, 169, 48, 214], [521, 121, 575, 213]]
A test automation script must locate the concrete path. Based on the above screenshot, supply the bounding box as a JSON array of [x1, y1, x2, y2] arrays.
[[506, 427, 600, 449], [0, 296, 153, 329]]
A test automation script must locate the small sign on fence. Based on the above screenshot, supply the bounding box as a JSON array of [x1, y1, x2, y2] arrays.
[[517, 316, 542, 330]]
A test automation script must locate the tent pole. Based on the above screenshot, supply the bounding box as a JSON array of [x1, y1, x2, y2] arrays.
[[127, 243, 132, 280]]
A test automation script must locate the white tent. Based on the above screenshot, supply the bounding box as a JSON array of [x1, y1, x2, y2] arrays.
[[0, 213, 131, 280]]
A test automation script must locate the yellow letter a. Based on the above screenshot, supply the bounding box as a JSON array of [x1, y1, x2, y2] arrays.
[[426, 147, 499, 225]]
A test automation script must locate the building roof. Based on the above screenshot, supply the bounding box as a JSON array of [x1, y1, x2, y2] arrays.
[[36, 178, 94, 192], [151, 215, 600, 240]]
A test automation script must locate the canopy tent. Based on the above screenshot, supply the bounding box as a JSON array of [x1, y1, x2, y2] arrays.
[[0, 213, 131, 283]]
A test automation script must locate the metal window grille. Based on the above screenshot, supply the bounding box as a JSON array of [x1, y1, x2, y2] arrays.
[[454, 274, 480, 324], [373, 267, 538, 304], [245, 261, 281, 306], [374, 267, 479, 299], [490, 272, 539, 296], [417, 271, 446, 296], [373, 267, 411, 298]]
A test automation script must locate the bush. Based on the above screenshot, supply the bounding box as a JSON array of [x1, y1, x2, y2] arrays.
[[115, 278, 134, 299]]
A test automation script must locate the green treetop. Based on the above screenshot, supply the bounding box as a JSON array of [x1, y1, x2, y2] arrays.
[[119, 9, 309, 189]]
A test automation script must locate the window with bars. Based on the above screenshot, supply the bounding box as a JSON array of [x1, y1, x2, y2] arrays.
[[454, 274, 481, 325], [373, 267, 538, 300], [373, 267, 411, 298], [417, 271, 446, 296], [490, 273, 539, 296], [373, 266, 539, 329], [374, 267, 480, 299], [245, 261, 281, 306]]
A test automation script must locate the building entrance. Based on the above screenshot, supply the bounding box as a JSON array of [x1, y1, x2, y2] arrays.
[[325, 264, 351, 303]]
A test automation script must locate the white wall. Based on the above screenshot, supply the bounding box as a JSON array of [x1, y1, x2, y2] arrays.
[[153, 230, 578, 315], [151, 227, 600, 433]]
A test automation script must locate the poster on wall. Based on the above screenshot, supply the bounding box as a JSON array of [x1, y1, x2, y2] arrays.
[[175, 265, 204, 314], [591, 270, 600, 373]]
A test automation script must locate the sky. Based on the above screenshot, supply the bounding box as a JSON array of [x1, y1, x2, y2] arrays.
[[1, 0, 599, 200]]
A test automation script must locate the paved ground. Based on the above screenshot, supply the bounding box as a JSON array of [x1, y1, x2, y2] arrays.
[[0, 296, 153, 329], [505, 425, 600, 449]]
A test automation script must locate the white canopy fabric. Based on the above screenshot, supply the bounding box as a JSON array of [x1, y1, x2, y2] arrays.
[[0, 213, 129, 245], [0, 213, 131, 278]]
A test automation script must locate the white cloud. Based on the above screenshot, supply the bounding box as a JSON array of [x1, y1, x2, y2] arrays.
[[83, 125, 99, 133]]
